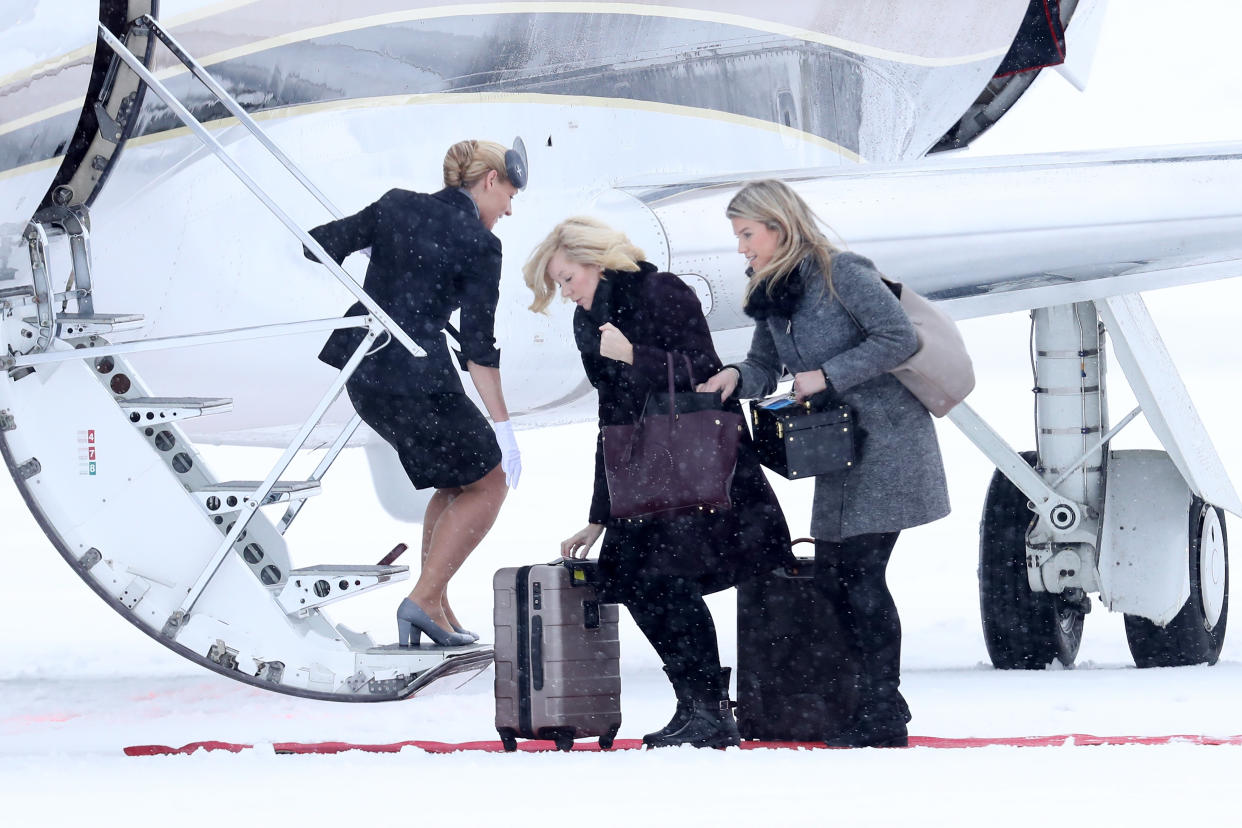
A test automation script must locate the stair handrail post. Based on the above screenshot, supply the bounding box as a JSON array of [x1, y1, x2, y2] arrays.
[[278, 413, 363, 535]]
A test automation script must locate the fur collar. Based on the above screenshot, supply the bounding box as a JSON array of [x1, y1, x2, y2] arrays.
[[742, 257, 810, 321]]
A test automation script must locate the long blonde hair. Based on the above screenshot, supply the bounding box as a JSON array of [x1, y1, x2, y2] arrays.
[[442, 139, 510, 189], [523, 216, 645, 313], [725, 179, 839, 304]]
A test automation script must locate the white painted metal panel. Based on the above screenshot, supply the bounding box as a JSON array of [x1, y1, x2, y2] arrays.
[[1097, 450, 1191, 625]]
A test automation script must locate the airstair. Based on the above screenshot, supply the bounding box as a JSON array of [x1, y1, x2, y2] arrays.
[[0, 14, 490, 700]]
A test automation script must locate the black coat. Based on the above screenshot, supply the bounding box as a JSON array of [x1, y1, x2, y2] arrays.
[[308, 187, 502, 396], [575, 263, 793, 600]]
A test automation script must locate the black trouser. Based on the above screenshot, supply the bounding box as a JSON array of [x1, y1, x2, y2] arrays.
[[814, 532, 906, 725], [623, 576, 723, 696]]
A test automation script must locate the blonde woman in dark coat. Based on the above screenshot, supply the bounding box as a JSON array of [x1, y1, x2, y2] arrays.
[[700, 179, 950, 747], [525, 216, 792, 748]]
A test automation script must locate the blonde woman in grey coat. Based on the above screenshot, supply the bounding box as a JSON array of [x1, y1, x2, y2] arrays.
[[699, 179, 950, 747]]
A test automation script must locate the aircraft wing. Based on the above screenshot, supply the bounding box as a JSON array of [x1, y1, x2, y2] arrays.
[[625, 141, 1242, 326]]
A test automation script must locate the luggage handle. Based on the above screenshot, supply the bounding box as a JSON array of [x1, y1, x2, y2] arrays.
[[552, 557, 603, 588], [624, 354, 698, 462], [789, 537, 815, 568]]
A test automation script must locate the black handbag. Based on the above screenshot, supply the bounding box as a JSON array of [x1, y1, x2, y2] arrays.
[[602, 355, 743, 519], [750, 392, 857, 479]]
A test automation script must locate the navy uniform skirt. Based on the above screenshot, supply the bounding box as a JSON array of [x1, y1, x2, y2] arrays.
[[348, 386, 501, 490]]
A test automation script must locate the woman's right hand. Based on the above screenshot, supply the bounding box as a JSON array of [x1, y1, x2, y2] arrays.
[[561, 524, 605, 559], [697, 366, 740, 401]]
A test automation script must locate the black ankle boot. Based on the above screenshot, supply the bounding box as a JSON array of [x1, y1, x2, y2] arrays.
[[644, 669, 740, 749], [642, 666, 697, 747]]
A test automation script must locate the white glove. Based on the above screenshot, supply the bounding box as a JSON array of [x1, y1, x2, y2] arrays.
[[493, 420, 521, 489]]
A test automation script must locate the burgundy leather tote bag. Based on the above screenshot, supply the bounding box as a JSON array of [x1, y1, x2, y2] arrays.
[[602, 355, 743, 519]]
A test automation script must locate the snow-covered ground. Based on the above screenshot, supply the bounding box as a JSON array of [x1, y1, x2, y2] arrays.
[[5, 2, 1242, 826]]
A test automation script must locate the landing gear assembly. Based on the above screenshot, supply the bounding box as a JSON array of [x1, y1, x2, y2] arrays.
[[965, 300, 1236, 670], [980, 452, 1086, 669]]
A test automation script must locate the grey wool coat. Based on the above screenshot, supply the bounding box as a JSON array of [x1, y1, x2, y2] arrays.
[[732, 252, 951, 541]]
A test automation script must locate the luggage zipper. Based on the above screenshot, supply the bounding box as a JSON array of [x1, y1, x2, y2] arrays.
[[515, 565, 533, 737]]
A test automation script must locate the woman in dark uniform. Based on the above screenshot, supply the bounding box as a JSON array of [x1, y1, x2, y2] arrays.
[[523, 216, 792, 748], [307, 139, 527, 648]]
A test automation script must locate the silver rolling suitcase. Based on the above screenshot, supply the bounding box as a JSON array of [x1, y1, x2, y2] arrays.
[[493, 560, 622, 751]]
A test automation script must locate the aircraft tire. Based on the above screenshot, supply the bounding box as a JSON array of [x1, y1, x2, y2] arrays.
[[979, 452, 1084, 669], [1124, 500, 1229, 668]]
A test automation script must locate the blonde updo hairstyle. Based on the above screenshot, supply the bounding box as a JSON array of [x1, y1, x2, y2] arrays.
[[725, 179, 840, 305], [442, 139, 511, 189], [523, 216, 646, 313]]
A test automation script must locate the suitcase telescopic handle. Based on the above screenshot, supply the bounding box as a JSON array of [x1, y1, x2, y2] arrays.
[[790, 537, 815, 568]]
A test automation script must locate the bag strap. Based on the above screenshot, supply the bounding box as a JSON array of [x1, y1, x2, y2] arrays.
[[659, 353, 697, 420], [838, 275, 903, 337], [632, 352, 703, 429], [666, 355, 677, 426]]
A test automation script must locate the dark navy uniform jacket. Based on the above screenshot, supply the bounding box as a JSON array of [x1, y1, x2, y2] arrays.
[[308, 187, 502, 396]]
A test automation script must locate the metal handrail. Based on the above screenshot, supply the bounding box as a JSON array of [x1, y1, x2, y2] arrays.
[[115, 15, 400, 536], [175, 321, 382, 620], [95, 22, 426, 363], [3, 316, 371, 369], [138, 15, 348, 223], [277, 413, 364, 535]]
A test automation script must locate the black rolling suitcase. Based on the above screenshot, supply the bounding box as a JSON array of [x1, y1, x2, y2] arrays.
[[493, 559, 622, 751], [736, 539, 860, 741]]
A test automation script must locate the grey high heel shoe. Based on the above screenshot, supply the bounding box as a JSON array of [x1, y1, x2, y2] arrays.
[[397, 599, 474, 647]]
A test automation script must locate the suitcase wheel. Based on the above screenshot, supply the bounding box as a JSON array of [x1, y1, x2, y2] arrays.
[[553, 732, 575, 752], [599, 723, 620, 751], [497, 729, 518, 753]]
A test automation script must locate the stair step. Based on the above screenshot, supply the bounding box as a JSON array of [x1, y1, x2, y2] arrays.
[[120, 396, 233, 424], [278, 565, 410, 616], [287, 564, 408, 579], [25, 312, 145, 337], [193, 480, 321, 513]]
